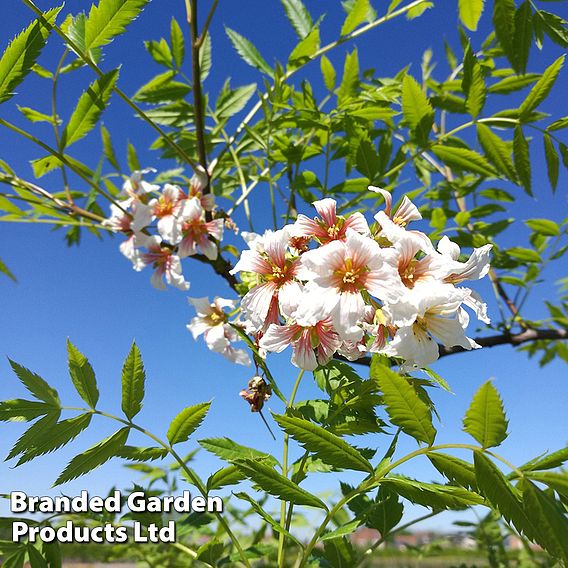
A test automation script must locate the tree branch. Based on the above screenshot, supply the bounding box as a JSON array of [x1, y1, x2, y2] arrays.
[[345, 327, 568, 367]]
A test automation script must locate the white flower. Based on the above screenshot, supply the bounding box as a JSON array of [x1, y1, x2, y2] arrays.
[[296, 229, 402, 341], [187, 297, 250, 366]]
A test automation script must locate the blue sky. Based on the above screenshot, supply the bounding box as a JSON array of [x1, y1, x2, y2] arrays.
[[0, 0, 567, 534]]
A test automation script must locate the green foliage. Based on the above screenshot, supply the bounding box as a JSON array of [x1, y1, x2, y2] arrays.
[[0, 6, 62, 104], [458, 0, 485, 31], [463, 381, 508, 448], [225, 27, 274, 77], [234, 458, 328, 510], [83, 0, 150, 52], [62, 69, 119, 147], [273, 413, 374, 473], [8, 360, 60, 405], [54, 427, 129, 486], [167, 402, 211, 445], [121, 342, 146, 421], [280, 0, 313, 39], [373, 364, 436, 445], [67, 340, 99, 409]]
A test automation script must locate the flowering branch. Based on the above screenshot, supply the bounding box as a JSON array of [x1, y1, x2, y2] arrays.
[[346, 327, 568, 367]]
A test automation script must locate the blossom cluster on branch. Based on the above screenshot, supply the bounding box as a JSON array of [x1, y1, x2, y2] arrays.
[[103, 168, 223, 291], [105, 173, 492, 371], [231, 187, 492, 371]]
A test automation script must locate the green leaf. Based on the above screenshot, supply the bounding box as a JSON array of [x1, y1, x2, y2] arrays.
[[513, 125, 532, 195], [458, 0, 485, 31], [477, 124, 516, 181], [6, 412, 60, 461], [519, 55, 564, 118], [321, 55, 336, 91], [54, 427, 129, 486], [280, 0, 313, 39], [133, 70, 191, 104], [18, 106, 59, 125], [462, 44, 486, 118], [170, 17, 184, 68], [216, 82, 257, 119], [522, 480, 568, 562], [101, 124, 120, 171], [225, 27, 274, 77], [493, 0, 517, 69], [167, 402, 211, 445], [520, 447, 568, 472], [463, 381, 508, 448], [199, 33, 212, 82], [62, 69, 119, 148], [507, 247, 542, 263], [513, 1, 533, 75], [0, 400, 53, 422], [337, 49, 359, 105], [67, 340, 99, 409], [321, 519, 362, 541], [144, 38, 173, 68], [543, 133, 559, 192], [127, 141, 140, 171], [525, 218, 560, 236], [539, 10, 568, 49], [488, 73, 540, 94], [234, 492, 304, 546], [17, 413, 93, 466], [0, 258, 17, 282], [234, 458, 328, 510], [374, 364, 436, 445], [198, 437, 279, 467], [273, 413, 374, 473], [428, 452, 477, 490], [474, 451, 536, 539], [84, 0, 150, 52], [289, 27, 320, 66], [116, 445, 168, 461], [27, 544, 48, 568], [547, 116, 568, 132], [121, 342, 145, 421], [431, 145, 498, 177], [356, 140, 380, 180], [402, 74, 434, 144], [341, 0, 372, 35], [0, 6, 62, 104], [207, 465, 245, 491], [381, 475, 483, 509], [8, 360, 59, 405]]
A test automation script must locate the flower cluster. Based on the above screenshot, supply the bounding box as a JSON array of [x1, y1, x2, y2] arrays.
[[226, 188, 492, 371], [103, 169, 223, 291]]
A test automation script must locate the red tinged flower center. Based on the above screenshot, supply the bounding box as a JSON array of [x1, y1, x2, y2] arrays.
[[154, 196, 175, 218], [334, 257, 367, 292], [265, 260, 295, 286], [400, 258, 418, 288]]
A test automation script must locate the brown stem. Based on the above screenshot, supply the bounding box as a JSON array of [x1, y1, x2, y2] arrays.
[[188, 0, 210, 194], [343, 327, 568, 367]]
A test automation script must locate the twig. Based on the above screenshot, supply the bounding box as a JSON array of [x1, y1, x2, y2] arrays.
[[344, 327, 568, 367], [196, 0, 219, 48]]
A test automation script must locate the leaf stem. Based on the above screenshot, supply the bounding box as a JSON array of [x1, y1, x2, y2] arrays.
[[278, 369, 305, 568]]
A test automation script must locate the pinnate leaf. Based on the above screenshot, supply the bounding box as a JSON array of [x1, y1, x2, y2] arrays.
[[0, 6, 62, 104], [225, 27, 273, 77], [273, 413, 374, 473], [459, 0, 485, 31], [167, 402, 211, 445], [85, 0, 150, 52], [234, 458, 328, 510], [280, 0, 313, 39], [8, 360, 59, 405], [375, 365, 436, 445], [121, 342, 145, 421], [198, 437, 279, 466], [463, 381, 508, 448], [519, 55, 564, 118], [67, 340, 99, 409], [54, 427, 129, 486], [62, 69, 119, 148]]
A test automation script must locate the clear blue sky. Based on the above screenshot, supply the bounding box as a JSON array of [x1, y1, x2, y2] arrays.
[[1, 0, 567, 533]]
